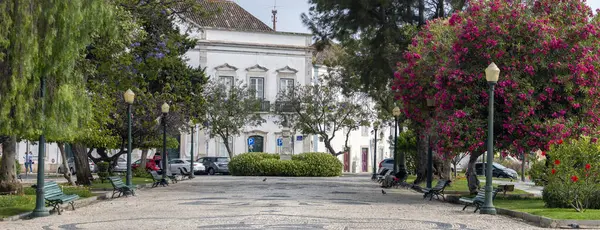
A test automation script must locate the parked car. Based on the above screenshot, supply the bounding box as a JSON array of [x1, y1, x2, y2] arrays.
[[58, 158, 96, 174], [379, 158, 394, 172], [132, 159, 160, 172], [168, 158, 205, 175], [199, 157, 229, 175], [475, 162, 518, 179], [113, 157, 128, 172]]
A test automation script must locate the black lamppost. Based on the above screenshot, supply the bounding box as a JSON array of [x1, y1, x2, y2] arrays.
[[392, 107, 401, 174], [371, 121, 380, 180], [161, 102, 170, 180], [124, 89, 135, 188], [189, 121, 195, 179], [481, 62, 500, 215], [426, 99, 435, 189], [31, 77, 49, 218]]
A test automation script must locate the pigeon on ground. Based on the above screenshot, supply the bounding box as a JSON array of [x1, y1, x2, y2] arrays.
[[263, 178, 267, 182], [381, 189, 386, 195], [568, 223, 580, 229]]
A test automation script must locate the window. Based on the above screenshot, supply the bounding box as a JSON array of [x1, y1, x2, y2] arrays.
[[217, 137, 233, 157], [279, 78, 294, 94], [249, 77, 264, 99], [219, 76, 234, 87], [361, 126, 369, 136]]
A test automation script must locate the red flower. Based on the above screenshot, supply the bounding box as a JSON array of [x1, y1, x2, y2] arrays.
[[551, 168, 556, 174], [557, 139, 564, 144], [541, 151, 546, 156], [571, 175, 579, 182], [554, 159, 561, 165], [585, 164, 591, 170]]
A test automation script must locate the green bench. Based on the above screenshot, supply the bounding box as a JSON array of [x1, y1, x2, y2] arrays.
[[108, 176, 136, 198], [459, 188, 500, 212], [422, 180, 451, 201], [150, 171, 169, 187], [43, 181, 79, 215]]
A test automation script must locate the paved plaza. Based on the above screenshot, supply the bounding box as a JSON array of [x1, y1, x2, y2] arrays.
[[2, 175, 540, 230]]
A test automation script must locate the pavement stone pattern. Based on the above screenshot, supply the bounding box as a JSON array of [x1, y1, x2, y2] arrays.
[[2, 176, 541, 230]]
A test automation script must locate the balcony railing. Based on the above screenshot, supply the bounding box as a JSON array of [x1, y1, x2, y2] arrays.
[[275, 101, 294, 113], [258, 100, 270, 112]]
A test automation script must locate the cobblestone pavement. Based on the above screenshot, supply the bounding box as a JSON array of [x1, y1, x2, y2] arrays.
[[2, 176, 541, 230]]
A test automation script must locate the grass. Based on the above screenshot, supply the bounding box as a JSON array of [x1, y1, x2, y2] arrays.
[[494, 198, 600, 220], [405, 175, 529, 194], [0, 195, 35, 218], [88, 177, 153, 190], [0, 185, 95, 218]]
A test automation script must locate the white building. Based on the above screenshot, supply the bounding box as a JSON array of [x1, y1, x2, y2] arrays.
[[176, 0, 393, 173]]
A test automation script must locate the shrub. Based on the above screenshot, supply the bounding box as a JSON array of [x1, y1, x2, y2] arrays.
[[97, 162, 110, 182], [133, 167, 151, 178], [230, 152, 342, 177], [529, 159, 548, 186], [542, 138, 600, 211]]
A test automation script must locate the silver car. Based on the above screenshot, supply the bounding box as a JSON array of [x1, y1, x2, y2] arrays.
[[199, 157, 229, 175], [113, 158, 128, 172], [379, 158, 395, 172], [58, 158, 96, 174], [168, 158, 206, 175]]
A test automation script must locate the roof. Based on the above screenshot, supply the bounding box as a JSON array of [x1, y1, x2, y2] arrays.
[[186, 0, 274, 33]]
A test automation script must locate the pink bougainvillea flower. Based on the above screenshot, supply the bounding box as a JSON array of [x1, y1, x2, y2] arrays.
[[571, 175, 579, 182], [551, 168, 556, 174], [592, 137, 598, 143], [585, 164, 591, 170], [554, 159, 561, 165]]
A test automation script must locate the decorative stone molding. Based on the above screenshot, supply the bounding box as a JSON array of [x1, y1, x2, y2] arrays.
[[246, 64, 268, 72], [214, 63, 238, 71], [275, 65, 298, 74]]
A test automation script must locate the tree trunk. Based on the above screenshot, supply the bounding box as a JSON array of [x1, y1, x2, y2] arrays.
[[435, 156, 452, 180], [57, 142, 74, 185], [466, 152, 482, 194], [0, 136, 22, 193], [521, 152, 526, 182], [223, 137, 234, 159], [453, 161, 458, 178], [140, 149, 149, 169], [72, 143, 93, 186], [323, 138, 338, 156], [418, 0, 425, 25], [413, 130, 427, 185]]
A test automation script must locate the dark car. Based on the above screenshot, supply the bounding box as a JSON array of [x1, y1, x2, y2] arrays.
[[475, 162, 518, 179], [199, 157, 229, 175]]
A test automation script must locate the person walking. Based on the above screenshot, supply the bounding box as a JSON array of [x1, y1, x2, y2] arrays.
[[23, 151, 33, 173]]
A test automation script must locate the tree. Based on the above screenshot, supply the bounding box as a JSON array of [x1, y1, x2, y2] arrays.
[[0, 0, 115, 192], [73, 0, 208, 176], [203, 80, 264, 158], [394, 0, 600, 193], [275, 72, 372, 156]]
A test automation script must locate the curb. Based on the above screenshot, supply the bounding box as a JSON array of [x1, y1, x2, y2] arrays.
[[445, 195, 600, 228], [0, 181, 162, 222]]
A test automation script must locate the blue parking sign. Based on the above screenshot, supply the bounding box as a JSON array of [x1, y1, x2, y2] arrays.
[[248, 137, 254, 146], [277, 138, 283, 146]]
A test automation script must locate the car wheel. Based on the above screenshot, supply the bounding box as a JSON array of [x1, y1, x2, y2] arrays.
[[208, 168, 215, 175]]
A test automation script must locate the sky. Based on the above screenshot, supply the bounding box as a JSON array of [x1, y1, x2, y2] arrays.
[[233, 0, 600, 34]]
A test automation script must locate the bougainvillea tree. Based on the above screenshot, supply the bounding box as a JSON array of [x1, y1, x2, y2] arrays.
[[393, 0, 600, 192]]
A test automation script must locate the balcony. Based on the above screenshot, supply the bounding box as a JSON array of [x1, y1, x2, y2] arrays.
[[275, 101, 294, 113], [258, 100, 270, 112]]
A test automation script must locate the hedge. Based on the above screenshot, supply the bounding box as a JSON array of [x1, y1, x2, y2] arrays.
[[229, 152, 342, 177]]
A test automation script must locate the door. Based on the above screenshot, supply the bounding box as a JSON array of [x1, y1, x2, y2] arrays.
[[248, 135, 264, 152], [343, 151, 350, 172], [361, 148, 368, 172]]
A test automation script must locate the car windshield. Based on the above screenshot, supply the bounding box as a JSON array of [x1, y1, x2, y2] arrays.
[[216, 158, 229, 162], [493, 162, 507, 169]]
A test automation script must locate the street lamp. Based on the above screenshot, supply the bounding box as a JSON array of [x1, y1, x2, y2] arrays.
[[371, 121, 381, 180], [481, 62, 499, 215], [426, 98, 435, 189], [124, 89, 135, 189], [189, 120, 195, 179], [392, 107, 401, 174], [161, 102, 170, 180], [32, 77, 49, 218]]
